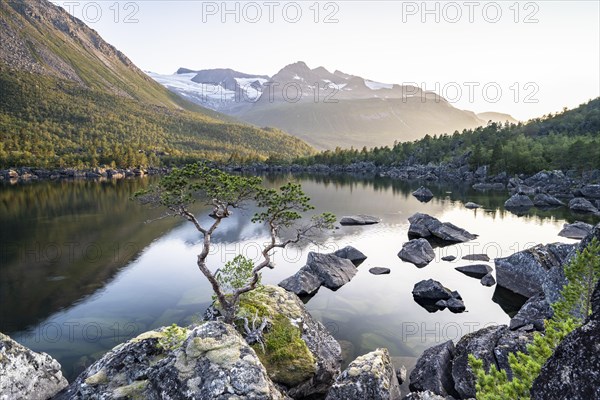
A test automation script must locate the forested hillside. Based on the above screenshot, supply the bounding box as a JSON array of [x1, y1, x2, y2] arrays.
[[298, 98, 600, 174]]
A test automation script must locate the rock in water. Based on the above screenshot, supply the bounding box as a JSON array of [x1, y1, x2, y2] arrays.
[[339, 215, 380, 225], [455, 264, 493, 279], [54, 321, 286, 399], [504, 193, 534, 210], [0, 332, 68, 400], [558, 221, 594, 239], [441, 255, 456, 262], [464, 202, 482, 209], [326, 348, 402, 400], [279, 266, 322, 296], [480, 273, 496, 287], [409, 341, 457, 397], [333, 245, 367, 265], [580, 184, 600, 199], [408, 213, 477, 244], [369, 267, 391, 275], [494, 242, 574, 300], [462, 253, 490, 262], [412, 186, 434, 202], [509, 293, 553, 331], [568, 197, 599, 214], [533, 193, 565, 208], [398, 239, 435, 267], [531, 280, 600, 400]]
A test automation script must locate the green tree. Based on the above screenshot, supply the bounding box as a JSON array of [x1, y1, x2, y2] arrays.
[[136, 163, 335, 324]]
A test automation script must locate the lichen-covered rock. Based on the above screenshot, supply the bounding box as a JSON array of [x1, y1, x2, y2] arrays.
[[509, 293, 553, 331], [398, 239, 435, 267], [54, 321, 285, 399], [237, 285, 342, 398], [568, 197, 599, 214], [530, 280, 600, 400], [339, 215, 380, 225], [326, 348, 401, 400], [480, 273, 496, 287], [533, 193, 565, 208], [495, 242, 574, 300], [0, 332, 68, 400], [408, 340, 457, 397], [408, 213, 477, 244], [403, 391, 449, 400]]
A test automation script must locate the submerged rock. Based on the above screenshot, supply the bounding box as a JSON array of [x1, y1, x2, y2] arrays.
[[408, 341, 457, 397], [369, 267, 391, 275], [55, 321, 286, 399], [398, 239, 435, 267], [455, 264, 493, 279], [531, 281, 600, 400], [326, 348, 401, 400], [408, 213, 477, 244], [0, 332, 68, 400], [558, 221, 593, 240], [339, 215, 380, 225], [464, 202, 482, 209], [412, 186, 434, 202]]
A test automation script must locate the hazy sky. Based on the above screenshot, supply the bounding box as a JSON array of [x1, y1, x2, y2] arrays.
[[54, 1, 599, 120]]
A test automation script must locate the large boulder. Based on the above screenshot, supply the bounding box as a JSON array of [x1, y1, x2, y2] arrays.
[[55, 321, 286, 399], [533, 193, 565, 208], [407, 213, 477, 244], [455, 264, 493, 279], [326, 348, 401, 400], [333, 245, 367, 266], [412, 279, 452, 301], [558, 221, 594, 240], [509, 293, 553, 332], [234, 285, 342, 398], [412, 186, 434, 202], [398, 239, 435, 267], [580, 184, 600, 198], [568, 197, 599, 214], [0, 332, 68, 400], [408, 341, 457, 397], [494, 242, 574, 301], [504, 193, 534, 210], [279, 252, 357, 296], [339, 215, 380, 225], [531, 281, 600, 400]]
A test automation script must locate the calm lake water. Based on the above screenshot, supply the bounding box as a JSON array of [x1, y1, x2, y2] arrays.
[[1, 174, 596, 382]]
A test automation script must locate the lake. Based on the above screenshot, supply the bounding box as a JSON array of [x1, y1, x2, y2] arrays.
[[1, 174, 595, 383]]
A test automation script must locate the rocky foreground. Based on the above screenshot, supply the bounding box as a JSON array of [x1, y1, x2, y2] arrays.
[[2, 220, 599, 399]]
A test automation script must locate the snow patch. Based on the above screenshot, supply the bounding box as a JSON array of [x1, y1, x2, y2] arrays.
[[364, 79, 393, 90]]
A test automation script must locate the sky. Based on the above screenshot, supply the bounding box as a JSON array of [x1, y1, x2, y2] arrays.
[[53, 1, 600, 120]]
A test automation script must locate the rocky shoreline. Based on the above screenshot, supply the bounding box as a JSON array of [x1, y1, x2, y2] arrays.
[[0, 166, 169, 182]]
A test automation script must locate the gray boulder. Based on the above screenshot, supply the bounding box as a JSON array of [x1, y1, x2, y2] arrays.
[[399, 239, 435, 267], [408, 213, 477, 244], [504, 193, 534, 210], [0, 332, 68, 400], [403, 391, 449, 400], [580, 184, 600, 198], [533, 193, 565, 208], [369, 267, 391, 275], [279, 252, 357, 295], [412, 186, 434, 202], [455, 264, 493, 279], [55, 321, 286, 399], [334, 245, 367, 265], [531, 280, 600, 400], [408, 341, 457, 397], [568, 197, 599, 214], [326, 348, 402, 400], [412, 279, 452, 301], [509, 293, 553, 331], [495, 242, 574, 300], [480, 273, 496, 287], [339, 215, 380, 225], [446, 298, 466, 313], [558, 221, 593, 240], [462, 253, 490, 262], [464, 202, 482, 209], [441, 255, 456, 262]]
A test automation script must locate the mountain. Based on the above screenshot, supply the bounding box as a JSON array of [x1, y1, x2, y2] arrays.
[[0, 0, 313, 168], [477, 112, 519, 124], [151, 62, 515, 150]]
